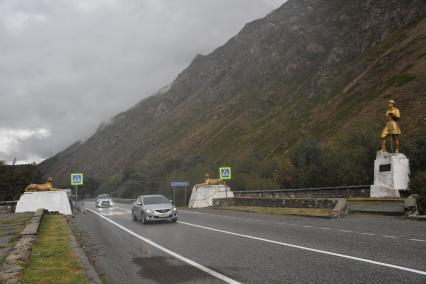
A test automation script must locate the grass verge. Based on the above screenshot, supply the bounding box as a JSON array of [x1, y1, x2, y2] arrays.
[[20, 215, 89, 284], [222, 206, 332, 218]]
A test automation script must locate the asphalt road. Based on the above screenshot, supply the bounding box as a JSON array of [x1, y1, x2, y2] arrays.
[[73, 201, 426, 284]]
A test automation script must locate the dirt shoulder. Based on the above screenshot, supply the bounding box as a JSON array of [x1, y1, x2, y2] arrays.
[[0, 213, 32, 266]]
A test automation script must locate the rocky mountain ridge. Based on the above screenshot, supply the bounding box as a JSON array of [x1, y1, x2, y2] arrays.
[[41, 0, 426, 196]]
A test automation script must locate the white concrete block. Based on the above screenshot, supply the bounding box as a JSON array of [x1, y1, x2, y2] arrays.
[[15, 191, 72, 215], [188, 185, 233, 208]]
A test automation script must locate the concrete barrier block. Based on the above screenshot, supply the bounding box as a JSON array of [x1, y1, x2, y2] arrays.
[[330, 199, 347, 218], [189, 185, 233, 208], [15, 192, 72, 215]]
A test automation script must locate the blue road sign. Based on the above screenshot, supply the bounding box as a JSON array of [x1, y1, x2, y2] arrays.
[[71, 173, 84, 185], [171, 181, 189, 187], [219, 167, 232, 180]]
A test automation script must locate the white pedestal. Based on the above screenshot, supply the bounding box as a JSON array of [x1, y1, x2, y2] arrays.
[[188, 185, 233, 208], [370, 151, 410, 198], [15, 191, 72, 215]]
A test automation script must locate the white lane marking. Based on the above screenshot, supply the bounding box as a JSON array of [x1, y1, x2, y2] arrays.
[[180, 210, 371, 237], [383, 235, 398, 239], [409, 239, 425, 242], [137, 209, 425, 243], [178, 221, 426, 276], [114, 206, 131, 212], [87, 209, 240, 284], [180, 210, 291, 224], [180, 210, 205, 215], [339, 230, 352, 233]]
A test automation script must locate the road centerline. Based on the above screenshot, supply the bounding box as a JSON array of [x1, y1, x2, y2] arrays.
[[179, 210, 421, 242], [87, 208, 241, 284], [409, 239, 425, 242], [177, 220, 426, 276], [113, 206, 131, 212]]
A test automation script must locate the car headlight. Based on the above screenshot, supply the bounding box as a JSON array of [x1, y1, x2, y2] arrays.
[[172, 207, 177, 212], [145, 209, 153, 213]]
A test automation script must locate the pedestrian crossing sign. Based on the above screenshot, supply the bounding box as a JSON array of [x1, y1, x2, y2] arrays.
[[219, 167, 232, 180], [71, 173, 84, 185]]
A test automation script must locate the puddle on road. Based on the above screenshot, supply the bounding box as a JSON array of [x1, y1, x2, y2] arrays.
[[132, 255, 218, 283]]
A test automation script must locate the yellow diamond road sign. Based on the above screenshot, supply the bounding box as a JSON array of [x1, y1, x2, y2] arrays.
[[71, 173, 83, 185], [219, 167, 232, 180]]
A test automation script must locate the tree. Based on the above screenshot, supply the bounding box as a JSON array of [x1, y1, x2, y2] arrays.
[[0, 164, 42, 201], [273, 160, 298, 188]]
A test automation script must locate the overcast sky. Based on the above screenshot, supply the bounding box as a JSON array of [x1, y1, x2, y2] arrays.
[[0, 0, 285, 164]]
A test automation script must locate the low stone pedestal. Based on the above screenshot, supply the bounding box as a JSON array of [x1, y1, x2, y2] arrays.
[[188, 185, 233, 208], [370, 151, 409, 198]]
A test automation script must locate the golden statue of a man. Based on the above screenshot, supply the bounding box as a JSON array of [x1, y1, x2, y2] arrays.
[[380, 99, 401, 153]]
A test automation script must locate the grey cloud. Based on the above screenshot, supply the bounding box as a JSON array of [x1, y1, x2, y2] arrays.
[[0, 0, 285, 163]]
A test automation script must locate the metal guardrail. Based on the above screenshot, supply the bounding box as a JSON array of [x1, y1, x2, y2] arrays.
[[112, 198, 136, 204], [0, 200, 18, 205], [109, 185, 371, 202], [233, 185, 370, 194], [0, 200, 18, 213]]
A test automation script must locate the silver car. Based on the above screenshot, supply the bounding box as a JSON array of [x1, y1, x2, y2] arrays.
[[132, 195, 177, 224], [95, 194, 113, 208]]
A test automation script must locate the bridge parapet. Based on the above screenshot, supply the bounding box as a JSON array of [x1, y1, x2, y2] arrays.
[[233, 185, 371, 199]]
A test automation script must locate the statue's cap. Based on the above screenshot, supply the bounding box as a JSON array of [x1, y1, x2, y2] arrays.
[[388, 99, 395, 104]]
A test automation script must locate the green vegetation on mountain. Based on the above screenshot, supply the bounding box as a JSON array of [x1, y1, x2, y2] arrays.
[[40, 0, 426, 198]]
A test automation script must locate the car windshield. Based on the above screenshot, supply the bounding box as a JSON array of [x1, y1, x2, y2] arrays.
[[98, 194, 110, 199], [143, 196, 169, 205]]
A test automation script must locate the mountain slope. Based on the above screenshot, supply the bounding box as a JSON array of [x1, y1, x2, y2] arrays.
[[41, 0, 426, 195]]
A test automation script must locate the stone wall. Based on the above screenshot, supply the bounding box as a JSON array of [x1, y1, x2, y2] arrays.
[[0, 201, 17, 213], [233, 185, 370, 199], [0, 209, 43, 284], [417, 197, 426, 215], [213, 197, 338, 209]]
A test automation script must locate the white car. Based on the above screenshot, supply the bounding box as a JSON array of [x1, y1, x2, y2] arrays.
[[95, 194, 113, 208]]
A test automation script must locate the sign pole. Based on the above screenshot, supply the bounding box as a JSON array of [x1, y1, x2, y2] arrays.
[[173, 186, 176, 205], [170, 182, 189, 206], [219, 167, 232, 199], [184, 186, 187, 207], [71, 173, 83, 210]]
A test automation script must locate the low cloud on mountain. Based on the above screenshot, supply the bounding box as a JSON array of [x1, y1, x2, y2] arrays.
[[0, 0, 284, 163]]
